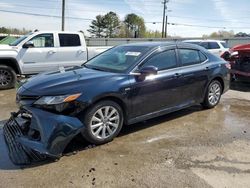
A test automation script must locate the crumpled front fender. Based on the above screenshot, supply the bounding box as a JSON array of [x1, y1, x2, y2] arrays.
[[19, 106, 85, 157]]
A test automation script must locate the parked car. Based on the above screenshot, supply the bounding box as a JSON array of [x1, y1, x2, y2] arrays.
[[4, 42, 230, 164], [183, 40, 229, 57], [0, 30, 111, 89], [221, 43, 250, 82]]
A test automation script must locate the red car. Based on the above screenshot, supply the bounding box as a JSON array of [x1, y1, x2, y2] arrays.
[[221, 43, 250, 82]]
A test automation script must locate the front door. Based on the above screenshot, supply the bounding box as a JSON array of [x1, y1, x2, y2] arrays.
[[129, 48, 183, 119], [20, 33, 58, 74]]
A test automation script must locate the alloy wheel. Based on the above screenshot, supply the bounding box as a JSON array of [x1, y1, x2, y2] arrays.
[[90, 106, 120, 139], [0, 69, 12, 86], [208, 82, 221, 106]]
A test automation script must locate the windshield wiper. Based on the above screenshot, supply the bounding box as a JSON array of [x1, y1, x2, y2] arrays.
[[83, 64, 106, 72]]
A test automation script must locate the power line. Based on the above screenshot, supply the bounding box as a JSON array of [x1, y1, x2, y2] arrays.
[[0, 9, 93, 21], [167, 22, 250, 29]]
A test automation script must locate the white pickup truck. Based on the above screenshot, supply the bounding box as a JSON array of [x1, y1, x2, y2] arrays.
[[0, 31, 111, 89]]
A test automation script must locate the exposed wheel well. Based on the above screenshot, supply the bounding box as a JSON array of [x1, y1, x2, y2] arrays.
[[211, 77, 224, 93], [0, 58, 21, 74]]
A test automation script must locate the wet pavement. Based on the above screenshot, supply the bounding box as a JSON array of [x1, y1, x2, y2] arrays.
[[0, 83, 250, 188]]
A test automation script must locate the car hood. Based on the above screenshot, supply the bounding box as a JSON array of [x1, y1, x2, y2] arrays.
[[20, 66, 118, 96], [0, 45, 17, 51]]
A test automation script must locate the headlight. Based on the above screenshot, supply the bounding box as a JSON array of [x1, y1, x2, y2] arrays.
[[34, 93, 81, 105]]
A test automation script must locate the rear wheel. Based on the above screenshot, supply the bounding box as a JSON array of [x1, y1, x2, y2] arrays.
[[81, 100, 123, 145], [0, 65, 16, 90], [202, 80, 222, 109]]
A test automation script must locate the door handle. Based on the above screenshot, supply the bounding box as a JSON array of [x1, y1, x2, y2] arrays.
[[174, 73, 182, 78], [77, 50, 85, 54], [48, 50, 56, 55], [204, 67, 210, 71]]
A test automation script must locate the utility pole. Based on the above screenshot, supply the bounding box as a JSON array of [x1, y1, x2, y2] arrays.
[[61, 0, 65, 31], [165, 15, 168, 38], [161, 0, 166, 38]]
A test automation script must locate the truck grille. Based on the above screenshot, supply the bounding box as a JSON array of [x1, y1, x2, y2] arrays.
[[3, 112, 46, 165]]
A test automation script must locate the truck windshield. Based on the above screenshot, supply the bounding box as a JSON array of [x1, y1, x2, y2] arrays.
[[220, 42, 229, 48], [9, 32, 33, 46], [84, 46, 151, 73]]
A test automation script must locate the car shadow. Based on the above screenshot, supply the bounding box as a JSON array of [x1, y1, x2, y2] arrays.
[[230, 81, 250, 92], [0, 105, 203, 170]]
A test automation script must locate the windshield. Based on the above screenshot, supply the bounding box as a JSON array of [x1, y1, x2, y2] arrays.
[[220, 42, 229, 48], [9, 32, 33, 46], [85, 45, 151, 73]]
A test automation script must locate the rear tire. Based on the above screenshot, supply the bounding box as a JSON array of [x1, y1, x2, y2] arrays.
[[0, 65, 16, 90], [81, 100, 124, 145], [202, 80, 222, 109]]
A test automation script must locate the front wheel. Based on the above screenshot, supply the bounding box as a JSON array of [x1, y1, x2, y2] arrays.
[[0, 65, 17, 90], [81, 100, 124, 145], [202, 80, 222, 109]]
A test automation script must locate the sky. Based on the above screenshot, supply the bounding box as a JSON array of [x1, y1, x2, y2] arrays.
[[0, 0, 250, 37]]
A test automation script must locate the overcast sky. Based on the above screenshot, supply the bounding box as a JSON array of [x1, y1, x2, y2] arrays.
[[0, 0, 250, 37]]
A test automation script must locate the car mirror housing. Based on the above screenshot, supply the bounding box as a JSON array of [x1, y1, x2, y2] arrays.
[[23, 41, 34, 48], [139, 66, 158, 76]]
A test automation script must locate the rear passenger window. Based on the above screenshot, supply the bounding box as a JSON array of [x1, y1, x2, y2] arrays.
[[59, 34, 81, 47], [200, 42, 209, 49], [141, 49, 177, 71], [199, 52, 207, 62], [179, 49, 201, 66], [209, 42, 220, 49]]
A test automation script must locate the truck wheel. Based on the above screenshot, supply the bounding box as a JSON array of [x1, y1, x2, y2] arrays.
[[202, 80, 222, 109], [81, 100, 124, 145], [0, 65, 17, 89]]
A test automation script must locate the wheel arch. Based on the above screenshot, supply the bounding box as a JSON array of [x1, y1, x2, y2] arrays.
[[81, 95, 129, 125], [0, 58, 21, 74], [210, 76, 225, 93]]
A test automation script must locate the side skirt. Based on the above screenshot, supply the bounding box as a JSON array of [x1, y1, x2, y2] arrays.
[[127, 101, 197, 125]]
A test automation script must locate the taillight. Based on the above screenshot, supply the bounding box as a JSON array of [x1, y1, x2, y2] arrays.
[[225, 63, 231, 69]]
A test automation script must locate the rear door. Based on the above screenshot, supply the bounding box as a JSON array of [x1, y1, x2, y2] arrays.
[[176, 46, 210, 104], [55, 33, 87, 68]]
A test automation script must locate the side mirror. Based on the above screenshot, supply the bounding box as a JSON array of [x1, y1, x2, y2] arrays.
[[23, 41, 34, 48], [139, 66, 158, 76]]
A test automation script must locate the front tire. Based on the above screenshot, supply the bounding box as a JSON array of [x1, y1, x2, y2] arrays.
[[202, 80, 222, 109], [0, 65, 16, 90], [81, 100, 124, 145]]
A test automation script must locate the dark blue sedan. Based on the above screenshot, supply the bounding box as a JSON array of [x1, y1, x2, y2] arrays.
[[4, 42, 230, 164]]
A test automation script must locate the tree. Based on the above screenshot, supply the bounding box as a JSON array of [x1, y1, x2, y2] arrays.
[[124, 13, 146, 38], [0, 27, 31, 35], [87, 15, 105, 38], [103, 12, 120, 38], [144, 30, 162, 38], [202, 30, 234, 38]]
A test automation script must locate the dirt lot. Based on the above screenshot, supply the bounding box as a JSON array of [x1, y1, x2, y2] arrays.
[[0, 83, 249, 188]]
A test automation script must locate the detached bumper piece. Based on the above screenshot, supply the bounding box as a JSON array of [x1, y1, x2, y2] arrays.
[[3, 112, 46, 165]]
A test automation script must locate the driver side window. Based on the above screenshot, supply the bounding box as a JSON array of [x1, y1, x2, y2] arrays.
[[29, 34, 54, 48], [141, 49, 177, 71]]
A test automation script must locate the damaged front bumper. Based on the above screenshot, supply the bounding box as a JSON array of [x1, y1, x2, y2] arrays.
[[3, 106, 84, 165]]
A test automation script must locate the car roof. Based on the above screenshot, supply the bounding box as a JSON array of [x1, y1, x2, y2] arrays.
[[120, 41, 205, 50], [120, 41, 177, 48], [184, 39, 226, 43]]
